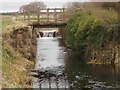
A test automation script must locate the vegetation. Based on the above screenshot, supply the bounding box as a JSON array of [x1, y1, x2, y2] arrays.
[[1, 15, 34, 88], [1, 1, 120, 88], [66, 11, 104, 51], [19, 1, 46, 13], [65, 3, 120, 63], [1, 1, 46, 87], [1, 15, 12, 31], [2, 43, 33, 88]]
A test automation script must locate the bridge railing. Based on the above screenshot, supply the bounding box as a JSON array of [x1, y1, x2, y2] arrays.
[[15, 8, 68, 24]]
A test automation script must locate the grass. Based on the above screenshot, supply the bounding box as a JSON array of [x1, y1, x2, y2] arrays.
[[1, 15, 26, 32], [1, 14, 34, 88], [2, 44, 33, 88], [1, 15, 13, 31]]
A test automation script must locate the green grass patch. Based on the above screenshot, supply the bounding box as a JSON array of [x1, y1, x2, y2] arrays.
[[2, 15, 13, 31]]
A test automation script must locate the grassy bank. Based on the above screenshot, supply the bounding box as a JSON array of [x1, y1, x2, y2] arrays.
[[1, 15, 34, 88], [2, 44, 33, 88], [65, 8, 120, 64]]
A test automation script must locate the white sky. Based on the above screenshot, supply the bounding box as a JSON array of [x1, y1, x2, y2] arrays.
[[0, 0, 119, 13], [0, 0, 85, 12]]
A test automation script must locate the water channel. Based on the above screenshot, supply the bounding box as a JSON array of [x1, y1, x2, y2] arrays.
[[32, 29, 120, 89]]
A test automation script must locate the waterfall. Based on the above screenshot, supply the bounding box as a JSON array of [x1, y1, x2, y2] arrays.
[[38, 30, 58, 38]]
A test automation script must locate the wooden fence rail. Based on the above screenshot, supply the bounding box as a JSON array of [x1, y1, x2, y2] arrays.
[[15, 8, 67, 23]]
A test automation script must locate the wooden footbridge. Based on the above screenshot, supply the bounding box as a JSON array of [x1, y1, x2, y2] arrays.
[[16, 8, 67, 28]]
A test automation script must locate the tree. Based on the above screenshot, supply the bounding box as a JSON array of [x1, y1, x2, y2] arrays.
[[59, 2, 83, 20], [19, 1, 46, 13]]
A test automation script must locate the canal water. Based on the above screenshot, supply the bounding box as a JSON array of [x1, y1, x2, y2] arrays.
[[32, 30, 120, 89]]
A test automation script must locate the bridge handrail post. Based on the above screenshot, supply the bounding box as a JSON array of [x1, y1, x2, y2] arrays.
[[47, 8, 49, 23], [37, 10, 40, 22], [54, 8, 57, 23], [37, 8, 41, 22]]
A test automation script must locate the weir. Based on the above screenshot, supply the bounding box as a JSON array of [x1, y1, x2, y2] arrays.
[[37, 30, 59, 38]]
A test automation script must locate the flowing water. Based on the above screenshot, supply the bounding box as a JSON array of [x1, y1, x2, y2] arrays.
[[32, 30, 120, 89]]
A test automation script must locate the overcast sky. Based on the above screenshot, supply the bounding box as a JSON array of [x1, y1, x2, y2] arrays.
[[0, 0, 119, 12], [0, 0, 82, 12]]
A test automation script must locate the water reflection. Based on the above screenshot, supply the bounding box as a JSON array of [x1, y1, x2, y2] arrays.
[[65, 54, 120, 89], [32, 30, 120, 89]]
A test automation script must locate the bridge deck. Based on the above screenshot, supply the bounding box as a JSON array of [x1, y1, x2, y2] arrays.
[[31, 22, 67, 29]]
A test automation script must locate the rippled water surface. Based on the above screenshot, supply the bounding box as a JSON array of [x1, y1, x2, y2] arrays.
[[32, 30, 120, 89]]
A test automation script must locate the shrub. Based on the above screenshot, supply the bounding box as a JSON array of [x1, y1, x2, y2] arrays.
[[65, 10, 119, 57]]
